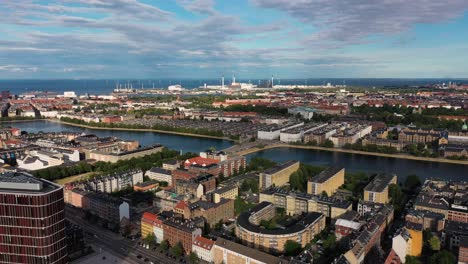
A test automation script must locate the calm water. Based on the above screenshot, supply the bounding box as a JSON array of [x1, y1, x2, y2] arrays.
[[8, 121, 232, 154], [1, 78, 466, 95], [247, 148, 467, 181], [6, 121, 467, 181]]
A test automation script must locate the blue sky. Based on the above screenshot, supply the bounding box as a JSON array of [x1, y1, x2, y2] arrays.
[[0, 0, 468, 79]]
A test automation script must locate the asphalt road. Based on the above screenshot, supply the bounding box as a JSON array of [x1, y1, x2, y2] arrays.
[[66, 207, 177, 264]]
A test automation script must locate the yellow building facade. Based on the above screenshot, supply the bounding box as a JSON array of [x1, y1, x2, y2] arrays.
[[213, 185, 238, 203], [260, 189, 352, 218], [307, 167, 345, 196], [259, 161, 300, 190], [236, 207, 326, 253], [363, 174, 397, 204], [407, 228, 423, 256], [213, 238, 283, 264]]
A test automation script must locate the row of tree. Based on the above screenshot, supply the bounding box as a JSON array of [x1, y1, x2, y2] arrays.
[[343, 142, 398, 154], [60, 117, 225, 138], [352, 104, 466, 130], [289, 163, 325, 192], [33, 148, 195, 181]]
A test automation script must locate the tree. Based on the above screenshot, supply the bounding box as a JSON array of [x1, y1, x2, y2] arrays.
[[234, 196, 254, 215], [284, 240, 302, 256], [246, 157, 277, 172], [429, 236, 441, 251], [189, 252, 199, 264], [170, 242, 184, 258], [121, 223, 132, 237], [323, 233, 336, 250], [159, 240, 169, 251], [320, 139, 334, 148], [218, 173, 225, 183], [144, 233, 156, 247], [428, 250, 456, 264], [389, 184, 405, 214], [404, 174, 422, 191], [405, 256, 422, 264]]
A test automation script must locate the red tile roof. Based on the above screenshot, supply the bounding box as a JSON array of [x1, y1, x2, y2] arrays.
[[193, 236, 214, 250], [142, 212, 158, 223], [175, 200, 189, 210]]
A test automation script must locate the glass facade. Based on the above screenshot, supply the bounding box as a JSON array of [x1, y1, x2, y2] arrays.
[[0, 187, 67, 264]]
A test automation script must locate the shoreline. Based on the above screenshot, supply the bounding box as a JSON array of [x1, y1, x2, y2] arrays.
[[236, 144, 468, 166], [46, 119, 235, 141], [15, 119, 468, 166], [0, 119, 44, 123]]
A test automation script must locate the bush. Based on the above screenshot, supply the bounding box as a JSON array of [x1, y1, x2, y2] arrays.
[[284, 240, 301, 256]]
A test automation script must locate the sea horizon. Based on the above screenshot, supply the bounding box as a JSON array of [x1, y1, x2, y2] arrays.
[[0, 78, 466, 96]]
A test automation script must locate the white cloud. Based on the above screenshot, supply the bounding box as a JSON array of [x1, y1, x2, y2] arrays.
[[0, 0, 467, 78], [252, 0, 468, 45], [0, 65, 39, 73], [177, 0, 217, 15]]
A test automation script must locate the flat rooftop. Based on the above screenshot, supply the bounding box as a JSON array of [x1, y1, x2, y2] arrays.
[[263, 160, 299, 175], [364, 173, 396, 193], [237, 209, 324, 235], [214, 237, 285, 264], [310, 167, 344, 183], [0, 171, 60, 193], [214, 184, 237, 194]]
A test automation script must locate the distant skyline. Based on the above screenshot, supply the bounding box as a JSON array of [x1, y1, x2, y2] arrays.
[[1, 1, 468, 79]]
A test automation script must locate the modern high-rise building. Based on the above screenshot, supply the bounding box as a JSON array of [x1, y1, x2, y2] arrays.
[[0, 172, 68, 263]]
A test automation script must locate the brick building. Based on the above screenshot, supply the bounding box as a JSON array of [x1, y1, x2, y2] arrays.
[[162, 217, 202, 253]]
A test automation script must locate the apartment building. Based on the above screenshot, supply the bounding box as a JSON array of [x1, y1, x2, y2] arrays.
[[162, 159, 180, 171], [307, 167, 345, 196], [185, 155, 246, 178], [86, 169, 143, 194], [236, 202, 326, 253], [257, 122, 304, 140], [213, 237, 284, 264], [213, 185, 238, 203], [392, 223, 423, 261], [329, 124, 372, 147], [89, 144, 164, 163], [343, 205, 394, 264], [259, 160, 300, 190], [260, 188, 352, 218], [363, 173, 397, 204], [405, 209, 445, 232], [174, 198, 234, 227], [140, 212, 164, 243], [398, 127, 448, 145], [192, 236, 215, 263], [279, 123, 327, 143], [145, 167, 173, 184], [162, 217, 202, 253]]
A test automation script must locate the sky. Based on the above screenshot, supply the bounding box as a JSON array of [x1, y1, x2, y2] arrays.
[[0, 0, 468, 79]]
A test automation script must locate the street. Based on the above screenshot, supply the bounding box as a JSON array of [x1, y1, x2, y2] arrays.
[[66, 207, 177, 264]]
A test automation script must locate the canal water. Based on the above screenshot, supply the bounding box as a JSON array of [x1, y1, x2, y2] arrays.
[[7, 120, 233, 154], [6, 121, 467, 181], [247, 148, 467, 182]]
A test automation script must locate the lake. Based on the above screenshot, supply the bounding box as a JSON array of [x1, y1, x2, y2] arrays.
[[7, 120, 467, 181]]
